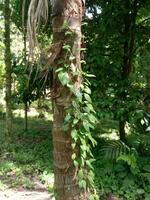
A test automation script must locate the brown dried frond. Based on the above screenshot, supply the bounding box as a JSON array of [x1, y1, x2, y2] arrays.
[[27, 0, 49, 58]]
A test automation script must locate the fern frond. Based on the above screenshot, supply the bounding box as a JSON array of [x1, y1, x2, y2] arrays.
[[137, 134, 150, 146], [100, 140, 130, 160], [117, 154, 137, 169]]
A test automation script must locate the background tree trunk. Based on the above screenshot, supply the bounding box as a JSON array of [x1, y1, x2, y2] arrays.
[[52, 0, 88, 199], [23, 17, 28, 132], [119, 0, 137, 143], [4, 0, 12, 142], [24, 102, 28, 132]]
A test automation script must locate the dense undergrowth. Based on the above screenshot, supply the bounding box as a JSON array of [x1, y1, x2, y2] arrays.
[[94, 153, 150, 200], [94, 136, 150, 200]]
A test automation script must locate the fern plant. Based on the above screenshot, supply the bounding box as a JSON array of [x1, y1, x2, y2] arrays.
[[137, 134, 150, 147], [131, 134, 150, 156], [99, 140, 131, 160], [117, 154, 137, 169], [99, 140, 139, 172]]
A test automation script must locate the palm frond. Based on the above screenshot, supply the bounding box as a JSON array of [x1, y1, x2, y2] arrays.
[[27, 0, 49, 57]]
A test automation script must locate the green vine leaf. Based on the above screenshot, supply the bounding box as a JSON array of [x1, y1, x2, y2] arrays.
[[78, 169, 84, 180], [88, 114, 97, 124], [72, 153, 76, 160], [83, 120, 90, 132], [79, 180, 87, 190], [84, 93, 92, 102], [71, 129, 78, 141], [58, 71, 70, 86]]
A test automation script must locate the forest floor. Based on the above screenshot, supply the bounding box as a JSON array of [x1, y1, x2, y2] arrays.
[[0, 182, 51, 200], [0, 116, 54, 200], [1, 109, 143, 200]]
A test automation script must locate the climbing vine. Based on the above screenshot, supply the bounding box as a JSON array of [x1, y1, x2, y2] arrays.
[[56, 37, 99, 199]]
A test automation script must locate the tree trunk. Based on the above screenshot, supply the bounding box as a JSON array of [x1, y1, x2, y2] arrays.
[[119, 120, 127, 143], [52, 0, 88, 199], [23, 18, 28, 132], [24, 102, 28, 132], [119, 0, 137, 142], [4, 0, 12, 142]]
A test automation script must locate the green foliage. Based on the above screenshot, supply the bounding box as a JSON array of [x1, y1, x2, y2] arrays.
[[100, 140, 130, 160], [117, 154, 137, 170], [94, 154, 150, 200], [12, 54, 53, 107], [85, 0, 150, 145]]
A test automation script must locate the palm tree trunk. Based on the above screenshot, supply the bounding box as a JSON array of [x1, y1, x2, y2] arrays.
[[52, 0, 88, 199], [4, 0, 12, 142]]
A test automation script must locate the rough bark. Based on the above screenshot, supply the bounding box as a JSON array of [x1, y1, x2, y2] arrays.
[[4, 0, 12, 142], [52, 0, 88, 199]]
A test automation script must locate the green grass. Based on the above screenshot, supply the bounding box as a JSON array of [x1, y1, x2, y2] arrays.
[[0, 116, 53, 191]]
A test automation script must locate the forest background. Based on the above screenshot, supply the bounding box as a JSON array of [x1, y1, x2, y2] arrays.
[[0, 0, 150, 200]]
